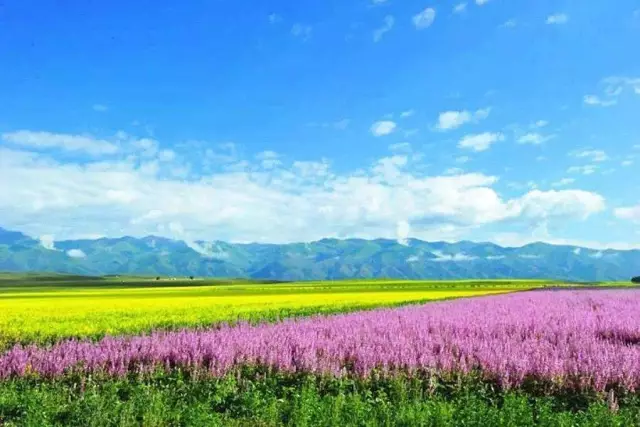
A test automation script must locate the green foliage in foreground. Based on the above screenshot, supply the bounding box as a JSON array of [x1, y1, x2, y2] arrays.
[[0, 372, 638, 427]]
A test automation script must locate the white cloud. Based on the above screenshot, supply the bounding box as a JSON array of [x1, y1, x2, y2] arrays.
[[546, 13, 569, 24], [400, 109, 415, 118], [92, 104, 108, 112], [453, 3, 467, 13], [437, 111, 471, 130], [291, 24, 312, 40], [570, 150, 609, 162], [583, 95, 617, 107], [412, 8, 436, 29], [66, 249, 87, 258], [622, 160, 633, 167], [567, 165, 598, 175], [435, 108, 490, 131], [388, 142, 411, 152], [373, 15, 395, 42], [601, 76, 640, 97], [458, 132, 504, 152], [511, 190, 605, 220], [39, 235, 56, 251], [517, 133, 554, 145], [370, 120, 397, 136], [493, 233, 638, 251], [533, 120, 548, 128], [2, 130, 118, 155], [615, 205, 640, 223], [551, 178, 575, 187], [500, 19, 517, 28], [0, 135, 608, 245], [444, 167, 464, 175], [396, 220, 410, 246], [430, 250, 477, 262], [583, 76, 640, 107], [475, 0, 490, 5]]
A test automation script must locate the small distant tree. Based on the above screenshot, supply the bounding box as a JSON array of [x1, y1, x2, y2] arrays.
[[155, 276, 160, 281], [632, 276, 640, 284], [189, 276, 194, 280]]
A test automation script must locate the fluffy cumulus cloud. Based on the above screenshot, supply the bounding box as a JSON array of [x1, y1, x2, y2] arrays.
[[435, 108, 490, 131], [67, 249, 87, 258], [39, 235, 56, 250], [0, 132, 609, 244]]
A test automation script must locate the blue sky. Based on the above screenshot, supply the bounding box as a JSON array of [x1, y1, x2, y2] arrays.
[[0, 0, 639, 248]]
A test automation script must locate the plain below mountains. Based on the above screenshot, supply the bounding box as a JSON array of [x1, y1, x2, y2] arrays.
[[0, 226, 638, 282]]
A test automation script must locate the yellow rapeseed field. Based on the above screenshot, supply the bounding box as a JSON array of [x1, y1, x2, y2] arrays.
[[0, 279, 528, 349]]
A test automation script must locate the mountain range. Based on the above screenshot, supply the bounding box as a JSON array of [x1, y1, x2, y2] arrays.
[[1, 226, 638, 282]]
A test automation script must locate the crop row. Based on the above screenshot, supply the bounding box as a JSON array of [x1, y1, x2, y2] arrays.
[[1, 290, 639, 392]]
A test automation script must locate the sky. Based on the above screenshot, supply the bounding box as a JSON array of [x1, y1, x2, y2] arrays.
[[0, 0, 639, 249]]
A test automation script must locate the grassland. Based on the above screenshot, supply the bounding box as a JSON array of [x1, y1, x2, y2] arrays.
[[0, 274, 555, 350], [1, 273, 637, 426]]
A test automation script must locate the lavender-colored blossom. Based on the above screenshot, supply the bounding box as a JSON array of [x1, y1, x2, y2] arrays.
[[1, 290, 639, 392]]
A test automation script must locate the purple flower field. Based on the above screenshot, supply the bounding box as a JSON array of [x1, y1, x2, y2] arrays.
[[1, 290, 639, 392]]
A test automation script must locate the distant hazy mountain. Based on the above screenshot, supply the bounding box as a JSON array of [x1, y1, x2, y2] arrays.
[[0, 226, 638, 281]]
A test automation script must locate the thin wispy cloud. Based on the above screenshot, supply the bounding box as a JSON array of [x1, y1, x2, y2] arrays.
[[500, 19, 517, 28], [291, 24, 312, 40], [2, 130, 119, 155], [373, 15, 394, 42], [583, 95, 617, 107], [546, 14, 569, 25], [567, 165, 598, 175], [552, 178, 575, 187], [570, 150, 609, 162], [268, 13, 282, 24], [458, 132, 504, 152], [517, 133, 555, 145]]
